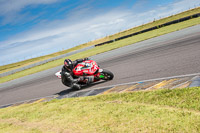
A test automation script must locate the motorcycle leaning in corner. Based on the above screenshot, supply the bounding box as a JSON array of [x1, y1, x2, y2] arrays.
[[55, 59, 114, 89]]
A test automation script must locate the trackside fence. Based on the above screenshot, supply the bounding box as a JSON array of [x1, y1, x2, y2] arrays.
[[95, 13, 200, 47]]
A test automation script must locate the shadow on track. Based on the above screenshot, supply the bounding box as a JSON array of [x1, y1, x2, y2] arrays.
[[55, 80, 107, 97]]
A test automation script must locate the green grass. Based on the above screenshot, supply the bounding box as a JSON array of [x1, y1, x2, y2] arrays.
[[0, 87, 200, 132], [0, 7, 200, 74], [1, 16, 200, 84]]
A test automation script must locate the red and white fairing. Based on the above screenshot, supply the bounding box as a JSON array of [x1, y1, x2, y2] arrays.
[[55, 60, 101, 79], [73, 60, 99, 76]]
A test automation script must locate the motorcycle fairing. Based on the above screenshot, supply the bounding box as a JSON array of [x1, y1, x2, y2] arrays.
[[73, 60, 99, 76]]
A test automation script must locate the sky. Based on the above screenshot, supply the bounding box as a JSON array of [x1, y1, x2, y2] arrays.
[[0, 0, 200, 66]]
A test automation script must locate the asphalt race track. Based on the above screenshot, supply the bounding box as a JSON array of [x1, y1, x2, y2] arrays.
[[0, 24, 200, 106]]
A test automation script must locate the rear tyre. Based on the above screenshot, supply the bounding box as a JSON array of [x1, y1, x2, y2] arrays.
[[101, 69, 114, 80]]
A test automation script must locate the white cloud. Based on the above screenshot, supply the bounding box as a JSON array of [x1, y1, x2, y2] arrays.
[[0, 0, 58, 14], [0, 0, 200, 65], [0, 0, 60, 24]]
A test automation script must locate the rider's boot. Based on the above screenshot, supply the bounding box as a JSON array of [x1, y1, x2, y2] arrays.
[[72, 78, 81, 90], [72, 83, 81, 90], [83, 76, 94, 85]]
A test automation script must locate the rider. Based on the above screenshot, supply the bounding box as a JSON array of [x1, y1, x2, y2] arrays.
[[61, 58, 94, 89]]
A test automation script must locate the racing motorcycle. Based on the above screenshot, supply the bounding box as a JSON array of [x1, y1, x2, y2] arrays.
[[55, 60, 114, 89]]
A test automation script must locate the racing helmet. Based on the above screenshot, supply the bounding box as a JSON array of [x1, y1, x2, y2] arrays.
[[64, 59, 73, 71]]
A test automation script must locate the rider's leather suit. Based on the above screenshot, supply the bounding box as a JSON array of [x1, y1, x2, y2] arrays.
[[61, 58, 94, 89]]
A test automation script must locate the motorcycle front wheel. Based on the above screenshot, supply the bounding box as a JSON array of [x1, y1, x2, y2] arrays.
[[100, 69, 114, 80]]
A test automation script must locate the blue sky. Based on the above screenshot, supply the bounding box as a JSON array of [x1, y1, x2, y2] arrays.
[[0, 0, 199, 65]]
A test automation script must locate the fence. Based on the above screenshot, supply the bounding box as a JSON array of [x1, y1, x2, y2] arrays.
[[95, 13, 200, 47]]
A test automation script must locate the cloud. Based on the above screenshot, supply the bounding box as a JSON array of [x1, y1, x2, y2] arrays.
[[0, 9, 128, 47], [0, 0, 60, 24], [0, 0, 200, 65], [0, 0, 59, 14]]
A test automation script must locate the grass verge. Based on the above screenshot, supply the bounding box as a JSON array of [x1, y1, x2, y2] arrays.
[[0, 7, 200, 74], [1, 16, 200, 84], [0, 87, 200, 132]]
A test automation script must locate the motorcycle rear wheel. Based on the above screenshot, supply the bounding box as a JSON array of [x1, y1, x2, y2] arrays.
[[100, 69, 114, 80]]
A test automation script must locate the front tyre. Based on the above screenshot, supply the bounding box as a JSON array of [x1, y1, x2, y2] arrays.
[[100, 69, 114, 80]]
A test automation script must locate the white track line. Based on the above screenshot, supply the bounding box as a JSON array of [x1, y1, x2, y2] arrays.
[[81, 72, 200, 91], [1, 72, 199, 108]]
